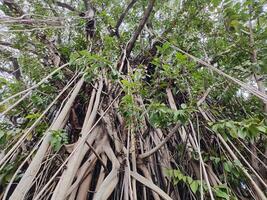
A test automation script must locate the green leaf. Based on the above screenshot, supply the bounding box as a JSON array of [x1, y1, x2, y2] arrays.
[[228, 126, 238, 138], [210, 156, 221, 164], [181, 103, 187, 109], [182, 175, 187, 182], [211, 123, 222, 133], [175, 52, 187, 62], [223, 161, 232, 172], [162, 42, 170, 51], [237, 128, 246, 139], [216, 190, 229, 199], [50, 130, 68, 151], [174, 170, 183, 180], [190, 181, 199, 194], [187, 176, 193, 184], [25, 113, 41, 120], [215, 188, 229, 199], [257, 126, 266, 133]]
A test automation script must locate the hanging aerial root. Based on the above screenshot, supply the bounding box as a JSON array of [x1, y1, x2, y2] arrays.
[[139, 165, 161, 200], [32, 89, 121, 200], [2, 77, 80, 199], [0, 72, 80, 170], [51, 77, 103, 200], [65, 130, 101, 197], [8, 77, 84, 200], [93, 144, 120, 200], [130, 171, 172, 200], [95, 153, 108, 191], [139, 123, 180, 159]]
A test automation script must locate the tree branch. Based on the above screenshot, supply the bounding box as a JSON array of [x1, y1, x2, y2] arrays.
[[139, 123, 180, 159], [10, 57, 21, 80], [125, 0, 155, 57], [55, 1, 76, 12], [112, 0, 137, 37]]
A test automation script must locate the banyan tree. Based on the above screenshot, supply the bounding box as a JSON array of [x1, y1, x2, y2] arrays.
[[0, 0, 266, 199]]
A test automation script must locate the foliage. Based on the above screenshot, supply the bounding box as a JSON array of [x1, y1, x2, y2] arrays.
[[0, 0, 266, 199], [50, 130, 68, 151], [166, 169, 204, 194], [167, 169, 238, 199], [210, 118, 267, 139], [148, 102, 190, 127]]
